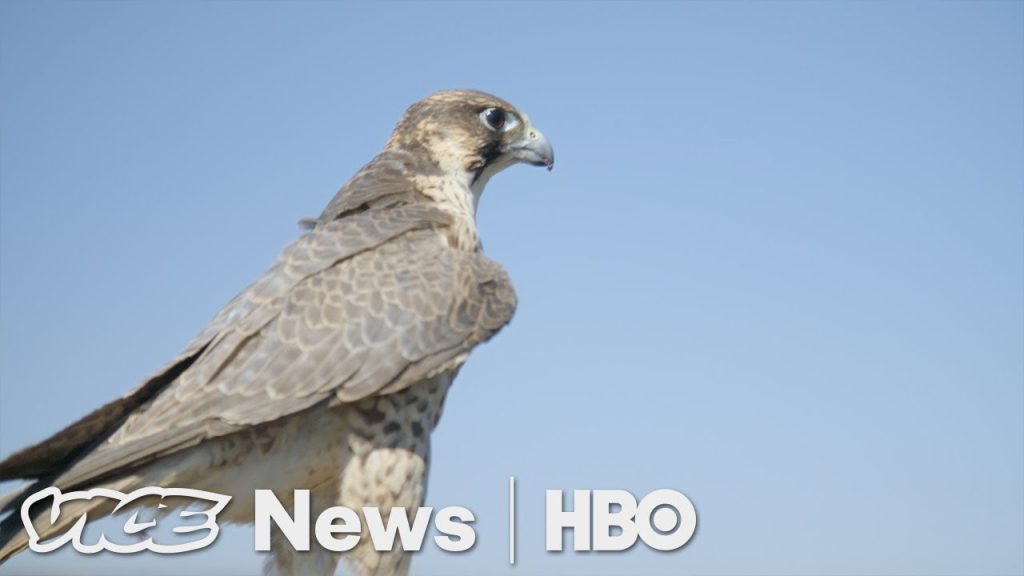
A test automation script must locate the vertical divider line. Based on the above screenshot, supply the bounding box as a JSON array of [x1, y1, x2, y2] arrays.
[[509, 475, 516, 565]]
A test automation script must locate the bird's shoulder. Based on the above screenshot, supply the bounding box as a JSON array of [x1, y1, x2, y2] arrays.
[[317, 148, 443, 222], [25, 210, 514, 490]]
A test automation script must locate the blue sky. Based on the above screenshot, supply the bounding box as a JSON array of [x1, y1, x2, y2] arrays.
[[1, 1, 1021, 575]]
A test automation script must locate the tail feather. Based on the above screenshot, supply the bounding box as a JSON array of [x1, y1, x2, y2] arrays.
[[0, 480, 42, 562], [0, 477, 133, 563]]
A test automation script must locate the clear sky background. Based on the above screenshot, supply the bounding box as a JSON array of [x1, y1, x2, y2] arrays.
[[0, 2, 1021, 575]]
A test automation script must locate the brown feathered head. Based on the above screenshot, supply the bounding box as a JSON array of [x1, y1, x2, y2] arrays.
[[385, 89, 554, 187]]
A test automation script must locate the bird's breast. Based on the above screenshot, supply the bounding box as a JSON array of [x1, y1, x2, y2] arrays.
[[414, 175, 481, 251]]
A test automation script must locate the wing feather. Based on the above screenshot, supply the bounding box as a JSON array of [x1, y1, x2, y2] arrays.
[[48, 220, 516, 490]]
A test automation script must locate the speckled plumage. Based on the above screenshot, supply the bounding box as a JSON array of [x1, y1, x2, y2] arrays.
[[0, 89, 553, 575]]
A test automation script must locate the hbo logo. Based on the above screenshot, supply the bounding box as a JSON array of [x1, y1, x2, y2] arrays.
[[545, 489, 696, 551]]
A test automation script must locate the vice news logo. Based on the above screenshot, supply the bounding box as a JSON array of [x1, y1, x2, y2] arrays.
[[21, 486, 229, 554], [21, 484, 697, 556]]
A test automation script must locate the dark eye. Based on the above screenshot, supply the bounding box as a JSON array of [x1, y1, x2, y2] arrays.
[[480, 107, 506, 131]]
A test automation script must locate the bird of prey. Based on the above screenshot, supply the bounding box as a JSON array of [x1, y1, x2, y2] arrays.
[[0, 89, 553, 575]]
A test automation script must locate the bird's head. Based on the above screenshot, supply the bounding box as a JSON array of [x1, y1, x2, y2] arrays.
[[385, 89, 554, 192]]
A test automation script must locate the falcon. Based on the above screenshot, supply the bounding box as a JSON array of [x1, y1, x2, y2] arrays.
[[0, 89, 553, 575]]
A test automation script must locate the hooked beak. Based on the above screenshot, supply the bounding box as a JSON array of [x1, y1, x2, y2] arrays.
[[506, 124, 554, 171]]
